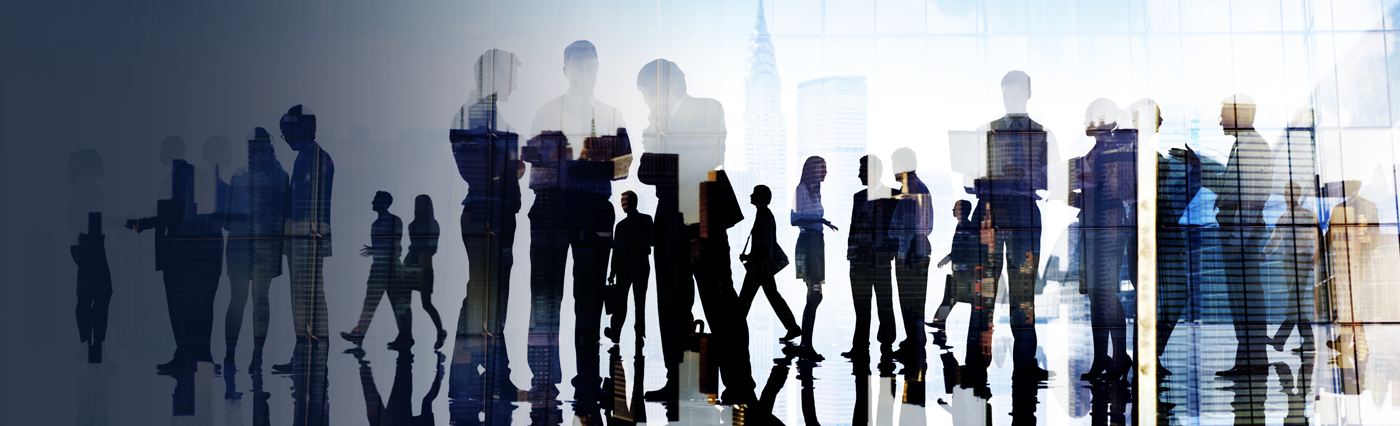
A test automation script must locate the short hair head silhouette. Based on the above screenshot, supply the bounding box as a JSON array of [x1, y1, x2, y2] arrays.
[[1001, 70, 1031, 114], [636, 59, 686, 110], [1084, 98, 1121, 133], [280, 105, 317, 151], [476, 49, 521, 101], [1220, 93, 1256, 130], [892, 148, 917, 174], [751, 185, 772, 206], [372, 191, 393, 211], [563, 40, 600, 97]]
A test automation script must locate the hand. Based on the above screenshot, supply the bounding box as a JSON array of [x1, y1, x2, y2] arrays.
[[359, 245, 374, 258], [937, 255, 951, 269], [824, 220, 839, 232]]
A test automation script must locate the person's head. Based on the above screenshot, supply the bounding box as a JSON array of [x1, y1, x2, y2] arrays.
[[891, 147, 917, 175], [1001, 70, 1031, 114], [620, 190, 639, 213], [1127, 98, 1162, 133], [280, 105, 317, 151], [159, 136, 186, 166], [414, 194, 434, 219], [67, 149, 105, 185], [372, 191, 393, 212], [1084, 98, 1121, 134], [203, 136, 232, 171], [953, 199, 972, 220], [476, 49, 521, 102], [751, 185, 772, 206], [858, 155, 869, 186], [246, 127, 275, 167], [1219, 93, 1256, 130], [800, 156, 827, 186], [1285, 181, 1303, 207], [636, 59, 686, 112], [563, 40, 599, 96]]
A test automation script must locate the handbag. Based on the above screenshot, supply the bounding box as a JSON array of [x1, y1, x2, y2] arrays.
[[741, 235, 789, 275]]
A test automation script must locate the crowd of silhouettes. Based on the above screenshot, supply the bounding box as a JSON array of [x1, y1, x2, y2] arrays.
[[71, 37, 1393, 426]]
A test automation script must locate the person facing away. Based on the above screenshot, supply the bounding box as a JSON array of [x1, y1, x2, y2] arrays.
[[844, 155, 899, 358], [343, 191, 411, 346], [739, 184, 800, 340], [791, 156, 837, 361], [69, 149, 112, 364], [277, 104, 334, 374], [530, 40, 626, 144], [605, 190, 653, 343], [223, 128, 288, 367], [405, 194, 446, 346]]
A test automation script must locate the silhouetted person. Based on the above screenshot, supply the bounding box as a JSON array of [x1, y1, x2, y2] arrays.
[[523, 129, 571, 402], [351, 346, 445, 426], [128, 137, 224, 374], [1071, 99, 1136, 381], [223, 128, 288, 366], [1322, 179, 1376, 390], [890, 148, 932, 371], [343, 191, 411, 346], [846, 155, 899, 358], [69, 149, 111, 364], [792, 156, 837, 361], [635, 58, 727, 401], [566, 121, 623, 419], [929, 199, 980, 350], [530, 40, 626, 143], [694, 168, 757, 405], [1267, 182, 1317, 355], [278, 105, 334, 368], [636, 152, 695, 404], [739, 185, 799, 340], [405, 194, 446, 346], [606, 190, 653, 342], [1209, 94, 1274, 377], [449, 48, 523, 425], [968, 71, 1056, 378]]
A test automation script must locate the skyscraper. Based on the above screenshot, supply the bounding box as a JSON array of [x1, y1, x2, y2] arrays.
[[796, 75, 867, 225], [744, 0, 789, 214]]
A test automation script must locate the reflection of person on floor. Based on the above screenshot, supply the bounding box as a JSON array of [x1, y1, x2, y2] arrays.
[[606, 191, 653, 343], [791, 156, 836, 361], [343, 191, 411, 346], [1072, 99, 1135, 382], [223, 128, 288, 366], [846, 155, 899, 357], [69, 149, 112, 365], [740, 185, 799, 339], [353, 346, 445, 426], [405, 195, 446, 346], [1267, 182, 1317, 355]]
